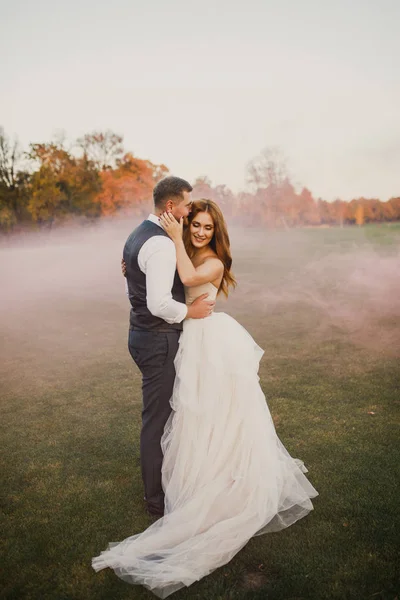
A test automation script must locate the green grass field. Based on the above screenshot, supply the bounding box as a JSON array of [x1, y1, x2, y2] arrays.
[[1, 222, 400, 599]]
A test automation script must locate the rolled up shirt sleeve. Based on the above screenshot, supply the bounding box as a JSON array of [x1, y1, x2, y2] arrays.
[[138, 236, 188, 324]]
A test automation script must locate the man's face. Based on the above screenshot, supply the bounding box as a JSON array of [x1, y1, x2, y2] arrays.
[[169, 191, 192, 220]]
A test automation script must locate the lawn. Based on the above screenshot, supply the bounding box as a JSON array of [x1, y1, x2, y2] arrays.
[[1, 222, 399, 599]]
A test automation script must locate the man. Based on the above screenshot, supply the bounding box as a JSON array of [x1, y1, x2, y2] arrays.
[[123, 176, 214, 517]]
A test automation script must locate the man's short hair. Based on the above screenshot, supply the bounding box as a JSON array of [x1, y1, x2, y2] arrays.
[[153, 176, 193, 208]]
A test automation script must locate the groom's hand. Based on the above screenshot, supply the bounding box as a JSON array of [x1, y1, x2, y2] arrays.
[[186, 294, 215, 319]]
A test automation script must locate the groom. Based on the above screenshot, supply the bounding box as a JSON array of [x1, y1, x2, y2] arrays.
[[123, 176, 214, 517]]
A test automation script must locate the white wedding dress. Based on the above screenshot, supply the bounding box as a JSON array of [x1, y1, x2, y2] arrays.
[[92, 282, 318, 597]]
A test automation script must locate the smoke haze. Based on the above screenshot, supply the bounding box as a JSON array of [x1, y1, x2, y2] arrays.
[[1, 219, 399, 399]]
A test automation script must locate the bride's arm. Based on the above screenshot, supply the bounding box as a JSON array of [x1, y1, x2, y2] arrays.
[[159, 213, 223, 287], [175, 241, 223, 287]]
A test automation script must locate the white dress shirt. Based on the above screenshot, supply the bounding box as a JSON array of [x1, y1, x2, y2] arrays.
[[133, 214, 187, 324]]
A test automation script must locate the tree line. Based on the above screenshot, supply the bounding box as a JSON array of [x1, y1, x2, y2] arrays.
[[0, 129, 399, 232]]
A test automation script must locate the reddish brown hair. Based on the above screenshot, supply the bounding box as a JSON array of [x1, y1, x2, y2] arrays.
[[183, 199, 236, 297]]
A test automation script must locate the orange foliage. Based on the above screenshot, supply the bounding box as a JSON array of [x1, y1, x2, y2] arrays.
[[1, 129, 399, 231], [94, 153, 168, 216]]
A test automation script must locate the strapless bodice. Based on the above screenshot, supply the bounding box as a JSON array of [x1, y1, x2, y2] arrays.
[[185, 282, 218, 305]]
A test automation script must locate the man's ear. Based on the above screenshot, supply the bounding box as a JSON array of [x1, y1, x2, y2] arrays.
[[165, 199, 173, 212]]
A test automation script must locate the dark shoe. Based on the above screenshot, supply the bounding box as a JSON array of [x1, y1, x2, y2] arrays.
[[146, 510, 164, 523], [146, 506, 164, 518], [144, 496, 164, 517]]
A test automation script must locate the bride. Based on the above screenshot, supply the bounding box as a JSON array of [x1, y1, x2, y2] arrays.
[[92, 199, 318, 598]]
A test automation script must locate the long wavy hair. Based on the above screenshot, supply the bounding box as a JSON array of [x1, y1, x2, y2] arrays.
[[183, 199, 236, 297]]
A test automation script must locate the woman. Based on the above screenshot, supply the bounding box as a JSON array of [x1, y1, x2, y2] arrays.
[[92, 200, 318, 598]]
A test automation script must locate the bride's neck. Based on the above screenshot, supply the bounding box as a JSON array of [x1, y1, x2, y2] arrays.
[[190, 247, 211, 261]]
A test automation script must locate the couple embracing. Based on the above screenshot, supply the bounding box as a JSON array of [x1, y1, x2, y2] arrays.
[[92, 176, 318, 598]]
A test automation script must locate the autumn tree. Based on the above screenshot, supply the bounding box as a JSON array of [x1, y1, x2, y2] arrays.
[[297, 187, 320, 226], [247, 147, 287, 189], [191, 176, 237, 218], [362, 198, 388, 223], [0, 127, 30, 230], [77, 130, 124, 170], [94, 152, 168, 216], [317, 198, 337, 225], [246, 147, 294, 227], [355, 202, 364, 226], [1, 128, 399, 232], [192, 176, 214, 200], [385, 197, 400, 221], [276, 178, 298, 228], [27, 142, 101, 225]]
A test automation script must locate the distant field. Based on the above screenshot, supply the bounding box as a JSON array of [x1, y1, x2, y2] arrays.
[[1, 222, 399, 599]]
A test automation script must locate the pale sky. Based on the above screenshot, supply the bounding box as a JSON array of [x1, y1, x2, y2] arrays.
[[1, 0, 399, 200]]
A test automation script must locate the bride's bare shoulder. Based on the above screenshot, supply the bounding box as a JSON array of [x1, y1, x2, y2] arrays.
[[196, 252, 223, 268]]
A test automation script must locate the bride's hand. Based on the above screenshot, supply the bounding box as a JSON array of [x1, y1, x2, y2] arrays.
[[159, 212, 183, 242]]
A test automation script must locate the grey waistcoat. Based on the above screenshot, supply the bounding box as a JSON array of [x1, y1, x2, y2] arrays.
[[123, 220, 185, 331]]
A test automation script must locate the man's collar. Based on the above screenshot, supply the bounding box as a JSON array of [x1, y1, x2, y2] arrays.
[[147, 213, 163, 229]]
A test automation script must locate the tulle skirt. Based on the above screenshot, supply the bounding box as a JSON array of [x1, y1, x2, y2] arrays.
[[92, 312, 318, 597]]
